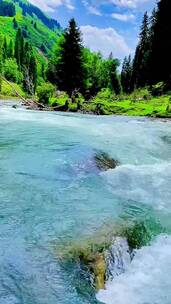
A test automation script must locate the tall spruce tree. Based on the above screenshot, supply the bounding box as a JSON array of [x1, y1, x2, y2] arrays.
[[3, 37, 7, 61], [132, 12, 150, 88], [147, 8, 157, 84], [29, 54, 37, 93], [8, 40, 13, 58], [14, 28, 24, 69], [150, 0, 171, 87], [121, 55, 133, 93], [107, 54, 121, 94], [13, 17, 18, 29], [55, 18, 85, 95]]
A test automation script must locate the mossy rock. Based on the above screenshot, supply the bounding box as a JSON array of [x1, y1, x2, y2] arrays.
[[94, 152, 120, 171], [56, 219, 163, 290], [91, 253, 106, 290], [124, 221, 151, 249], [123, 218, 164, 250]]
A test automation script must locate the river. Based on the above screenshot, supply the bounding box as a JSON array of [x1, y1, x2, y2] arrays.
[[0, 103, 171, 304]]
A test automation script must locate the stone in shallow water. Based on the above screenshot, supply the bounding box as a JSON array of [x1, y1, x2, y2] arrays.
[[55, 217, 163, 293], [94, 152, 120, 171]]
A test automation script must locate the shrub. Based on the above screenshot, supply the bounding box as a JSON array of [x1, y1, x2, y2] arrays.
[[3, 59, 23, 84], [128, 88, 150, 100], [49, 91, 70, 106], [37, 83, 55, 104], [93, 88, 115, 104], [150, 82, 166, 96], [1, 80, 25, 97]]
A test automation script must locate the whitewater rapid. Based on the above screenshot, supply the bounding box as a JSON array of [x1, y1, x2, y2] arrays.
[[101, 162, 171, 212], [97, 235, 171, 304], [0, 104, 171, 304]]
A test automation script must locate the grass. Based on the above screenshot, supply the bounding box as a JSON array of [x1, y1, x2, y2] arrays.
[[86, 96, 171, 117], [49, 90, 171, 118], [0, 80, 25, 99], [105, 96, 171, 117]]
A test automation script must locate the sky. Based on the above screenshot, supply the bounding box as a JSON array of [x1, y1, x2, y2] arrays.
[[29, 0, 156, 62]]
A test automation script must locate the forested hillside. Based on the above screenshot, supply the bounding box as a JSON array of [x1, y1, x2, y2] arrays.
[[1, 0, 171, 117], [0, 0, 121, 109], [121, 0, 171, 94], [0, 0, 61, 56], [0, 0, 62, 96]]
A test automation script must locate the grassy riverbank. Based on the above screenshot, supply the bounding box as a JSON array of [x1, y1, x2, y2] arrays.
[[84, 95, 171, 117], [49, 88, 171, 118], [1, 84, 171, 119]]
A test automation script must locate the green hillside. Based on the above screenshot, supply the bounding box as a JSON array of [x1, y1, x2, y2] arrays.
[[0, 0, 63, 98], [0, 0, 62, 56]]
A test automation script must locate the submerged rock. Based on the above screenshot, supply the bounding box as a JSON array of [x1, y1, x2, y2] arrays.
[[125, 221, 151, 249], [89, 253, 106, 290], [94, 152, 120, 171], [63, 244, 107, 290], [56, 219, 163, 291]]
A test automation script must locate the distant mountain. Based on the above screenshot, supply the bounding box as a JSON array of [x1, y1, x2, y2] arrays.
[[14, 0, 61, 31], [0, 0, 62, 56]]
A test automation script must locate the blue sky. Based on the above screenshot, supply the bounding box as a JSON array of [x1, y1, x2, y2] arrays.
[[30, 0, 156, 61]]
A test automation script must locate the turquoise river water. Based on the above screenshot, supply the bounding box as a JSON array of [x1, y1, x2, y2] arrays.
[[0, 103, 171, 304]]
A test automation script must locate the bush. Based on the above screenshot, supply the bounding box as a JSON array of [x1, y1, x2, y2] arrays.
[[128, 88, 150, 100], [37, 83, 55, 104], [49, 91, 70, 106], [93, 88, 115, 104], [1, 80, 25, 97], [150, 82, 166, 96], [3, 59, 23, 84]]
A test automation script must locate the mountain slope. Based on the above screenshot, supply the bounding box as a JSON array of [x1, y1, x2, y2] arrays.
[[0, 0, 62, 56]]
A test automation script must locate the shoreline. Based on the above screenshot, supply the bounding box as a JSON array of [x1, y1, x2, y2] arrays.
[[0, 97, 171, 120]]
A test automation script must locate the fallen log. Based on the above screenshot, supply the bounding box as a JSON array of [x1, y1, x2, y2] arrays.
[[0, 75, 64, 111]]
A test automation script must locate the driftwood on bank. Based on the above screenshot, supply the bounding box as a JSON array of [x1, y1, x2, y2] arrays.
[[0, 75, 64, 111]]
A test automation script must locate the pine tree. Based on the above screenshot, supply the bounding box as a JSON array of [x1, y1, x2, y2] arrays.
[[3, 37, 7, 61], [13, 18, 18, 29], [41, 63, 45, 79], [55, 18, 85, 95], [149, 8, 157, 42], [132, 12, 150, 88], [148, 8, 157, 84], [107, 53, 121, 94], [121, 55, 133, 93], [14, 28, 24, 69], [8, 40, 14, 58], [29, 54, 37, 93], [150, 0, 171, 87]]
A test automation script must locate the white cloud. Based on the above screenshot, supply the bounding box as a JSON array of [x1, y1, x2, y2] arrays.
[[82, 0, 102, 15], [83, 0, 155, 11], [87, 6, 102, 16], [111, 13, 135, 22], [81, 25, 131, 59], [29, 0, 75, 12], [108, 0, 151, 9]]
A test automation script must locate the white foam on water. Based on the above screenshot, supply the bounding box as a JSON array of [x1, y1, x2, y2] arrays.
[[106, 237, 131, 279], [97, 235, 171, 304], [1, 104, 171, 166], [102, 162, 171, 211]]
